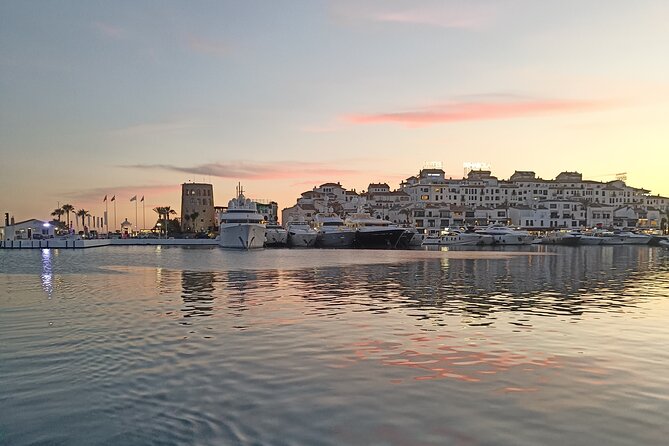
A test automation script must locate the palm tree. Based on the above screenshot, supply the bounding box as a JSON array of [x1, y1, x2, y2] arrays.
[[61, 204, 75, 227], [51, 208, 64, 221], [76, 209, 90, 231], [153, 206, 176, 236]]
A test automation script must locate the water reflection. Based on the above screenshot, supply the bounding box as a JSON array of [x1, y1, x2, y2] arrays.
[[40, 248, 53, 298], [180, 270, 216, 318]]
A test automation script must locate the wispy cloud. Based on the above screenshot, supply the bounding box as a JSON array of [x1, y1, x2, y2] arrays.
[[110, 118, 206, 137], [343, 96, 618, 127], [331, 1, 497, 30], [121, 161, 362, 181], [62, 184, 179, 203], [93, 21, 128, 40], [186, 35, 231, 57]]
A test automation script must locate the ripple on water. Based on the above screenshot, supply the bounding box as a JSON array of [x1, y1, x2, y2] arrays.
[[1, 246, 669, 445]]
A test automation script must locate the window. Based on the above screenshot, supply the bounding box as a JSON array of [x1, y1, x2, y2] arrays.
[[421, 195, 429, 200]]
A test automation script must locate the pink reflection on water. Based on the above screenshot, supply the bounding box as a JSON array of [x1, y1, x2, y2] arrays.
[[334, 333, 563, 388]]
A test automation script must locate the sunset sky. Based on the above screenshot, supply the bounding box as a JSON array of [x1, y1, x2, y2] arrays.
[[1, 0, 668, 227]]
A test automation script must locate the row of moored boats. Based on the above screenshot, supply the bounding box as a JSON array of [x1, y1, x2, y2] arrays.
[[218, 188, 421, 249], [422, 226, 669, 246], [219, 187, 669, 249]]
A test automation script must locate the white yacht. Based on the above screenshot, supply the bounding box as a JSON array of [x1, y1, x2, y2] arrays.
[[312, 213, 355, 248], [344, 213, 406, 248], [219, 185, 266, 249], [422, 229, 493, 246], [572, 230, 602, 245], [592, 229, 627, 245], [617, 230, 651, 245], [475, 224, 535, 245], [286, 220, 318, 248], [265, 223, 288, 247]]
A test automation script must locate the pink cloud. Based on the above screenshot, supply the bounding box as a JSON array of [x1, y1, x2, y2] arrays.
[[344, 98, 617, 127]]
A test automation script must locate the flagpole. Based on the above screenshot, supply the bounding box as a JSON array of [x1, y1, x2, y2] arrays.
[[105, 199, 109, 234], [113, 199, 117, 232], [143, 199, 145, 230]]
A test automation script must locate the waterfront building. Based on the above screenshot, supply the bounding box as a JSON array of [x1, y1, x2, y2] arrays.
[[2, 219, 55, 241], [180, 182, 216, 233], [281, 164, 668, 233]]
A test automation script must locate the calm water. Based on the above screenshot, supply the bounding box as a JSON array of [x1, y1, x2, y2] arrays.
[[1, 246, 669, 445]]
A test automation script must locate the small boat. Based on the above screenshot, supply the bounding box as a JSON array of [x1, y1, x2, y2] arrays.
[[286, 221, 318, 248], [659, 239, 669, 248]]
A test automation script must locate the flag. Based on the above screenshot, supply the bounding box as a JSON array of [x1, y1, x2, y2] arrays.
[[140, 196, 144, 202], [111, 195, 115, 202], [130, 195, 137, 202], [103, 195, 107, 202]]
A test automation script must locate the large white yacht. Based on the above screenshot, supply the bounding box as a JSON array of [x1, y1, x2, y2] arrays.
[[344, 213, 406, 248], [286, 220, 318, 248], [422, 229, 493, 246], [312, 213, 356, 248], [475, 224, 535, 245], [219, 185, 266, 249]]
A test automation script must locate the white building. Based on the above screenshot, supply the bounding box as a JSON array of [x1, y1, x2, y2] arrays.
[[3, 219, 55, 241]]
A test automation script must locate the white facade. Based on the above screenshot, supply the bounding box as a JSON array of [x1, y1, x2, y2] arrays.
[[3, 219, 55, 240]]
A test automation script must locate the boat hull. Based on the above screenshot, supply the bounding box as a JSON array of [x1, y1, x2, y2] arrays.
[[542, 235, 581, 246], [599, 236, 626, 245], [288, 232, 317, 248], [491, 234, 535, 245], [354, 228, 406, 249], [265, 228, 288, 247], [578, 236, 602, 245], [219, 224, 265, 249], [317, 230, 356, 248], [423, 234, 493, 246]]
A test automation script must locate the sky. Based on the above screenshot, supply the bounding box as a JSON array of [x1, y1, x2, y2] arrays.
[[1, 0, 668, 227]]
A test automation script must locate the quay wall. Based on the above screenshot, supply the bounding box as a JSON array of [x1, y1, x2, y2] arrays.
[[0, 239, 219, 249]]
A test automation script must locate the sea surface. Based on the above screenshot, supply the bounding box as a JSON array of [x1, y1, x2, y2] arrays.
[[1, 245, 669, 446]]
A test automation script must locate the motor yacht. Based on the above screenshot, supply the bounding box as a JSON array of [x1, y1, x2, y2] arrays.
[[572, 230, 602, 245], [265, 223, 288, 247], [591, 229, 626, 245], [474, 224, 534, 245], [344, 213, 406, 248], [286, 220, 318, 248], [617, 230, 651, 245], [541, 230, 581, 246], [422, 229, 493, 246], [219, 185, 266, 249], [312, 213, 355, 248]]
